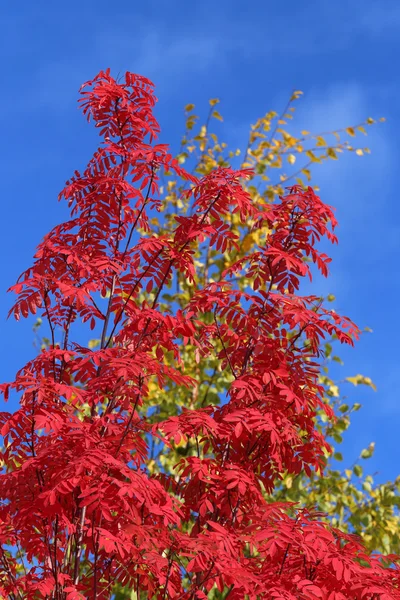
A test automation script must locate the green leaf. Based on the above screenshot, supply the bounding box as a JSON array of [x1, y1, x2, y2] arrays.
[[360, 442, 375, 459], [362, 481, 372, 492]]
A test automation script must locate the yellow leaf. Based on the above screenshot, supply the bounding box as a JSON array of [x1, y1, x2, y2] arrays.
[[286, 476, 293, 489], [357, 125, 367, 135], [367, 117, 375, 124], [242, 233, 255, 252], [281, 131, 297, 146], [306, 150, 321, 163], [327, 148, 338, 160], [177, 153, 187, 164], [327, 384, 339, 398], [346, 374, 377, 391], [287, 154, 296, 165], [147, 459, 156, 473], [186, 115, 198, 131], [301, 130, 310, 136], [346, 127, 355, 137], [316, 136, 327, 147], [184, 103, 195, 112], [355, 149, 364, 156], [291, 90, 303, 100], [209, 98, 220, 106], [212, 110, 223, 121]]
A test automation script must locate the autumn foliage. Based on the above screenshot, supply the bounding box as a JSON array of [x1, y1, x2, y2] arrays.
[[0, 70, 399, 599]]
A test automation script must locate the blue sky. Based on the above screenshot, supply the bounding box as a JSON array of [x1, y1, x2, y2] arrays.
[[1, 0, 399, 482]]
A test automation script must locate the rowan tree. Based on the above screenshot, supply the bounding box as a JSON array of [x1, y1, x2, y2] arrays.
[[1, 70, 399, 599]]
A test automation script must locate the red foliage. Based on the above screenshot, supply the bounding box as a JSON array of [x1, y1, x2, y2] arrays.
[[1, 69, 399, 599]]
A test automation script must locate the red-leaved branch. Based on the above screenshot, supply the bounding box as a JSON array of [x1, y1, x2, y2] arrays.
[[0, 70, 398, 599]]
